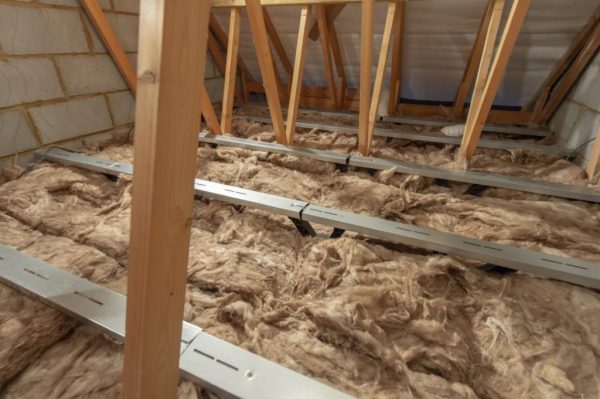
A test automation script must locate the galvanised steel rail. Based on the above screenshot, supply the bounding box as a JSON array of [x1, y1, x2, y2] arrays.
[[239, 103, 550, 137], [0, 244, 352, 399], [241, 115, 570, 156], [38, 148, 600, 289], [199, 132, 600, 203]]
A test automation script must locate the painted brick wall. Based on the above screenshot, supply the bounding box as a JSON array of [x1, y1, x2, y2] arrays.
[[0, 0, 224, 171], [549, 51, 600, 170]]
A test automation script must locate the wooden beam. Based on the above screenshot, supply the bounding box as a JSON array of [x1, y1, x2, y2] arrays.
[[358, 0, 375, 155], [215, 0, 364, 6], [221, 7, 241, 133], [263, 7, 294, 82], [122, 1, 210, 398], [245, 0, 286, 143], [317, 5, 338, 110], [452, 0, 494, 118], [537, 21, 600, 124], [209, 12, 256, 82], [367, 2, 397, 147], [207, 32, 227, 76], [587, 125, 600, 182], [308, 3, 345, 40], [286, 5, 313, 144], [525, 7, 600, 113], [387, 0, 405, 117], [327, 20, 346, 108], [458, 0, 530, 166], [81, 0, 137, 92]]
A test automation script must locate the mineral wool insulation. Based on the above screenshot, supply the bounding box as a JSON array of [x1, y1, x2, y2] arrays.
[[0, 113, 599, 398]]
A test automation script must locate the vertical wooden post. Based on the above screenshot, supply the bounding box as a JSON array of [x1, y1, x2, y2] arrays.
[[245, 0, 286, 143], [457, 0, 530, 167], [358, 0, 375, 155], [387, 1, 405, 117], [286, 5, 312, 144], [317, 4, 338, 110], [367, 2, 397, 146], [452, 0, 494, 118], [587, 125, 600, 182], [221, 7, 241, 134], [123, 1, 210, 398]]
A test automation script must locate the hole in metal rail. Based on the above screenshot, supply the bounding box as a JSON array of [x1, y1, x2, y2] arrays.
[[483, 246, 502, 252], [464, 241, 482, 248], [245, 370, 256, 380], [74, 291, 104, 306], [541, 258, 563, 265], [324, 211, 338, 216], [193, 349, 215, 360], [413, 231, 430, 236], [395, 227, 411, 232], [23, 267, 49, 280], [216, 359, 239, 372], [565, 263, 588, 270]]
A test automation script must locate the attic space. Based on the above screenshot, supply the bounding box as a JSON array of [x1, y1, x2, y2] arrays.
[[0, 0, 599, 398]]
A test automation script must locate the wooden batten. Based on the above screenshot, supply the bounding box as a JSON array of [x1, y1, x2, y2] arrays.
[[458, 0, 531, 167], [245, 0, 286, 143], [452, 0, 494, 119], [358, 0, 375, 155], [221, 7, 242, 134], [387, 1, 405, 117], [286, 5, 313, 143], [367, 2, 397, 146], [317, 4, 339, 110]]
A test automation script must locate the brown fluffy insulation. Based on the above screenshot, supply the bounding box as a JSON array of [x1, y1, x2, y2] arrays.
[[0, 114, 598, 398]]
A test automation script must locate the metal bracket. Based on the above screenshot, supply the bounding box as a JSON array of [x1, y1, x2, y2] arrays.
[[330, 227, 345, 239], [289, 217, 316, 237]]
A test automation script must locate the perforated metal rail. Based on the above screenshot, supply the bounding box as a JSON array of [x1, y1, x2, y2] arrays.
[[0, 244, 352, 398], [238, 103, 551, 137], [198, 132, 600, 203], [38, 148, 600, 289], [242, 115, 570, 155]]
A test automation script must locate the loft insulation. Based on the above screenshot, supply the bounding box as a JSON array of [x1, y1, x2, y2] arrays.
[[212, 0, 597, 106], [0, 112, 599, 397]]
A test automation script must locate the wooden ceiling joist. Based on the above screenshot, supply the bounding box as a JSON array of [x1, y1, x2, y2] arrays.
[[367, 1, 398, 146], [358, 0, 374, 155], [317, 4, 339, 110], [122, 0, 211, 396], [452, 0, 494, 119], [286, 5, 313, 143], [458, 0, 531, 167], [221, 7, 242, 134], [245, 0, 286, 143], [387, 0, 405, 117]]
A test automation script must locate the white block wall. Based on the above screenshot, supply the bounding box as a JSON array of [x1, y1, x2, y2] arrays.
[[0, 0, 224, 171], [550, 51, 600, 168]]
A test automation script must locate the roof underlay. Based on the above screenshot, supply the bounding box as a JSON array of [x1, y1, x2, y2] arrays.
[[212, 0, 597, 107]]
